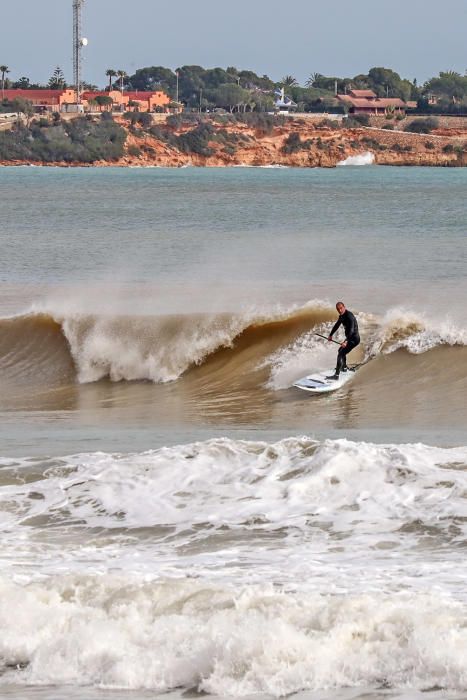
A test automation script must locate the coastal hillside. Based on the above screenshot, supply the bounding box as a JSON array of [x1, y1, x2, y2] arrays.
[[1, 112, 466, 167]]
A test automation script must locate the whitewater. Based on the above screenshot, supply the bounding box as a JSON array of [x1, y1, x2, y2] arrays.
[[0, 165, 466, 699]]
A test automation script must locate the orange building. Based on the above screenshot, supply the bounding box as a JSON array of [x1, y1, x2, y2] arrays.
[[3, 88, 171, 113], [82, 90, 170, 112], [2, 89, 77, 112]]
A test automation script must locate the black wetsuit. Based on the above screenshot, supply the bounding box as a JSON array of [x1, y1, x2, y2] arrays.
[[330, 310, 360, 375]]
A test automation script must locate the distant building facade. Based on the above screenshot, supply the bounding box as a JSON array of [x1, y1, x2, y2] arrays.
[[337, 89, 406, 115], [2, 89, 77, 112], [3, 89, 171, 113], [82, 90, 170, 112]]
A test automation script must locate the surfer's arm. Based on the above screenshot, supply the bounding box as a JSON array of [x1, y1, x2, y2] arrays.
[[328, 318, 341, 339]]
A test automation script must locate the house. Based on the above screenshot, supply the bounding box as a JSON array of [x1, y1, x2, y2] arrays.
[[2, 88, 171, 113], [2, 89, 77, 112], [82, 90, 170, 113], [337, 89, 406, 115]]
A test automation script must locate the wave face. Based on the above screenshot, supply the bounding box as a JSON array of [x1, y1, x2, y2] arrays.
[[0, 436, 466, 693], [0, 303, 466, 427]]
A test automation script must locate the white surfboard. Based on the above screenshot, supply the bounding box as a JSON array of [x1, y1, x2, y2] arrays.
[[293, 368, 356, 394]]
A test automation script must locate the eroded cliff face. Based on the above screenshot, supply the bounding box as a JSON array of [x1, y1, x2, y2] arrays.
[[113, 118, 467, 168], [2, 117, 466, 168]]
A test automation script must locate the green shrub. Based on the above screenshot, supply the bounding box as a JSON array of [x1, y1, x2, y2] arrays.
[[281, 132, 313, 154], [442, 143, 454, 153], [175, 122, 215, 156], [347, 113, 370, 127], [128, 144, 142, 157], [0, 115, 126, 163], [382, 123, 395, 130], [425, 140, 436, 150], [404, 118, 439, 134]]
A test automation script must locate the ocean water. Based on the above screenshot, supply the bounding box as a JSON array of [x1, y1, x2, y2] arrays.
[[0, 165, 466, 699]]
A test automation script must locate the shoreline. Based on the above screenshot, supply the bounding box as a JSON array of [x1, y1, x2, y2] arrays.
[[1, 117, 466, 168]]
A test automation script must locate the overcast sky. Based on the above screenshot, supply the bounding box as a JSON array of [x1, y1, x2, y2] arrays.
[[2, 0, 466, 87]]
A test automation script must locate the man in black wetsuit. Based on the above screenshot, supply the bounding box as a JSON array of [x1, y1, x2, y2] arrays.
[[327, 301, 360, 380]]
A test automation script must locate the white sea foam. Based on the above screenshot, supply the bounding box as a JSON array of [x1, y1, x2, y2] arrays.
[[1, 437, 466, 589], [263, 311, 375, 389], [366, 308, 467, 356], [0, 576, 466, 694], [337, 152, 375, 166], [1, 437, 467, 692]]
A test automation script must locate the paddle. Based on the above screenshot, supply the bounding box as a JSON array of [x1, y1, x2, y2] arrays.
[[315, 332, 368, 371], [315, 332, 341, 346]]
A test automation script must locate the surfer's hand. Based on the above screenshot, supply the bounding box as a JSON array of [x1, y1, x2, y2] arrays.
[[341, 341, 347, 348], [327, 336, 332, 342]]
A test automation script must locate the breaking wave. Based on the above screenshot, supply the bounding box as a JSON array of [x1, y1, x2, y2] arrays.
[[0, 304, 466, 404], [0, 436, 467, 694], [337, 151, 375, 166]]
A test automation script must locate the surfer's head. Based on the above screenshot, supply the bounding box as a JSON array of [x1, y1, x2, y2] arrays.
[[336, 302, 346, 315]]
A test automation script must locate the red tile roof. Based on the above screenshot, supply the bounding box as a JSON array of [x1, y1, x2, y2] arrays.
[[337, 94, 406, 109], [349, 89, 377, 98], [3, 89, 70, 100]]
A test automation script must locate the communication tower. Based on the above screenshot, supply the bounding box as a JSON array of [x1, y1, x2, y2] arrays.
[[73, 0, 88, 104]]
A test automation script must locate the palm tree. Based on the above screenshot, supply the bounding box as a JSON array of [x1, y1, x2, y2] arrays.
[[117, 70, 127, 94], [1, 65, 10, 99], [281, 75, 298, 87], [306, 73, 324, 88], [106, 69, 117, 92]]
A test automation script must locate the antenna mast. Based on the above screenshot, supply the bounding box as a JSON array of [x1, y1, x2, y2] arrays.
[[73, 0, 85, 104]]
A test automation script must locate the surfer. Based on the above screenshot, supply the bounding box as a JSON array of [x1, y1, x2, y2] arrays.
[[327, 302, 360, 380]]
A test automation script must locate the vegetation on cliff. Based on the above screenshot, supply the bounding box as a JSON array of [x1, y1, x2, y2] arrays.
[[0, 113, 126, 163]]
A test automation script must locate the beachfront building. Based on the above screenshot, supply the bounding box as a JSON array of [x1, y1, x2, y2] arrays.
[[2, 89, 78, 112], [337, 89, 406, 115], [82, 90, 170, 112], [2, 88, 170, 113]]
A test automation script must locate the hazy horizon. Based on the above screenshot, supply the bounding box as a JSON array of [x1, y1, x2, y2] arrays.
[[2, 0, 466, 88]]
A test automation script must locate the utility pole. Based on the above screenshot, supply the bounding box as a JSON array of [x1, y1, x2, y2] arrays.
[[73, 0, 87, 106]]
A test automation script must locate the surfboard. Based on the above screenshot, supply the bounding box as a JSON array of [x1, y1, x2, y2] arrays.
[[293, 368, 356, 394]]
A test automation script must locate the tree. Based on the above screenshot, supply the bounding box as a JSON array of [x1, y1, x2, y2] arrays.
[[92, 94, 114, 112], [306, 73, 324, 88], [423, 71, 467, 101], [1, 65, 10, 99], [106, 69, 117, 91], [48, 66, 66, 89], [367, 67, 412, 101], [13, 76, 31, 89], [127, 66, 176, 92], [281, 75, 298, 87], [117, 70, 127, 93], [209, 83, 251, 112]]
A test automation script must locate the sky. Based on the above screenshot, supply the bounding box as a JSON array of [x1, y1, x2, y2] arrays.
[[2, 0, 466, 88]]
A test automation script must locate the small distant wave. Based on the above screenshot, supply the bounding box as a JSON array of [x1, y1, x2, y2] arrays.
[[337, 151, 375, 166]]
